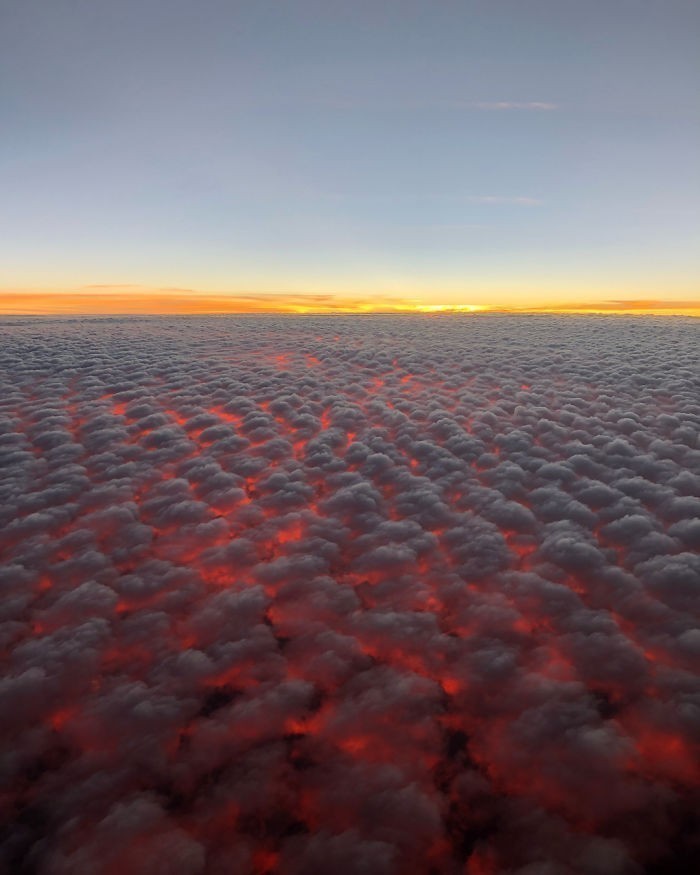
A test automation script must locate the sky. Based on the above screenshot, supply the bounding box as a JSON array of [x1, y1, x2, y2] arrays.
[[1, 0, 699, 314]]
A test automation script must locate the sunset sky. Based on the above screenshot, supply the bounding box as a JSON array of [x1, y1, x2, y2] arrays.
[[1, 0, 699, 314]]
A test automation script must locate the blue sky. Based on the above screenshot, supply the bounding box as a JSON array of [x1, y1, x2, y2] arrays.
[[1, 0, 699, 309]]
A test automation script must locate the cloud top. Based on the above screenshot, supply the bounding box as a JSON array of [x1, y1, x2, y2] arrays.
[[1, 315, 699, 874]]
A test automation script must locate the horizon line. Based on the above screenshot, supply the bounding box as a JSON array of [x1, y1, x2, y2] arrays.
[[1, 291, 700, 318]]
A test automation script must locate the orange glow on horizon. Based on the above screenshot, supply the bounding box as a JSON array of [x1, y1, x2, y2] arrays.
[[0, 290, 698, 317]]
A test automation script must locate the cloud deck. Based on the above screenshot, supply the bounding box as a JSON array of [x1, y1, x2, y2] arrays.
[[1, 315, 698, 874]]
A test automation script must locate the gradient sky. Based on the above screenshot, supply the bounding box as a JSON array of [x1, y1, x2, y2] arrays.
[[1, 0, 699, 312]]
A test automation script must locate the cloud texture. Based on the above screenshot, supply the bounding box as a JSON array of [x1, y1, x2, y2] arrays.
[[0, 315, 698, 874]]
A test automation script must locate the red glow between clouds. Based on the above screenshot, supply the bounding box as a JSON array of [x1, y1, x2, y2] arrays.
[[1, 316, 699, 875]]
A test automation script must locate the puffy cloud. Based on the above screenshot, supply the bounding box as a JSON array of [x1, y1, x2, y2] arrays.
[[0, 314, 699, 874]]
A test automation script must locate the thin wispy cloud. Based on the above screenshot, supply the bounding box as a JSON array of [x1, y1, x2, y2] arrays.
[[473, 101, 558, 110], [422, 223, 489, 230], [288, 97, 560, 112], [322, 193, 542, 205], [468, 195, 543, 206]]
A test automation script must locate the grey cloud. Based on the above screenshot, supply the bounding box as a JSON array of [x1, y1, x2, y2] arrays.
[[1, 315, 698, 875]]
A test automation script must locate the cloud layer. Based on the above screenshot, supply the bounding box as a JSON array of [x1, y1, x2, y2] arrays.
[[1, 315, 698, 874]]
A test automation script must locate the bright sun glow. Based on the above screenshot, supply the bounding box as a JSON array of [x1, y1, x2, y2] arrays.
[[409, 303, 490, 313]]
